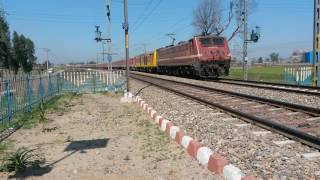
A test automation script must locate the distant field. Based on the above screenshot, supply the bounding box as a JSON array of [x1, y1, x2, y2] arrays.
[[228, 66, 285, 83]]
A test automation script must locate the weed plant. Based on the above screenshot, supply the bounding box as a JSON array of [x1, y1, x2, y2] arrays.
[[0, 147, 45, 173]]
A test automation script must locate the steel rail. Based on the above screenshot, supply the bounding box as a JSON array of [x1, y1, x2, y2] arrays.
[[131, 73, 320, 150], [218, 78, 320, 89], [132, 73, 320, 116], [210, 79, 320, 96]]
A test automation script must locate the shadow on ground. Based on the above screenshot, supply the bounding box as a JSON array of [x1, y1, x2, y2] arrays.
[[8, 138, 109, 179]]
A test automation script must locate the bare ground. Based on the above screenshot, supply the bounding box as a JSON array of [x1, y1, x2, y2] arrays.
[[0, 93, 219, 180]]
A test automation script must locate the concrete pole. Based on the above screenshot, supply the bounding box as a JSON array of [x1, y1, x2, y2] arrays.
[[313, 0, 319, 86], [124, 0, 129, 92], [243, 0, 248, 81]]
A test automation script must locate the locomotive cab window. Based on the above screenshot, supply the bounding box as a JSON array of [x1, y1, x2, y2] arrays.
[[200, 37, 224, 47]]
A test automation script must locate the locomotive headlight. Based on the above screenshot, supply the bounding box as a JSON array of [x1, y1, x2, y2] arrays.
[[225, 53, 232, 60]]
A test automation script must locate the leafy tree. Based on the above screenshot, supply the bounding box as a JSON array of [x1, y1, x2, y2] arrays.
[[23, 37, 36, 72], [269, 52, 279, 63], [0, 15, 11, 69], [88, 60, 96, 64], [257, 57, 263, 63], [12, 32, 36, 73], [11, 32, 21, 73]]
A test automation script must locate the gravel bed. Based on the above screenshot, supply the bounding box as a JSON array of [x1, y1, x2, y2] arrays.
[[130, 79, 320, 179], [132, 72, 320, 108]]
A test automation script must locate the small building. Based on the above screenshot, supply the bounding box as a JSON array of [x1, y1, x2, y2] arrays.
[[304, 51, 320, 64]]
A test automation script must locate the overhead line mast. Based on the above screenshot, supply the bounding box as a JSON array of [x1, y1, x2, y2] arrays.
[[123, 0, 129, 93], [313, 0, 319, 87], [106, 0, 113, 70], [243, 0, 248, 81]]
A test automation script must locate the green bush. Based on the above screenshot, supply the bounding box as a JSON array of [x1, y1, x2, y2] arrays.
[[0, 147, 45, 173]]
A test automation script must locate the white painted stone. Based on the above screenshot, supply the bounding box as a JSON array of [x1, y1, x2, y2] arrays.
[[222, 118, 238, 121], [150, 110, 157, 118], [252, 105, 267, 108], [169, 126, 180, 139], [235, 123, 251, 128], [143, 103, 148, 111], [252, 131, 271, 136], [146, 107, 152, 113], [240, 102, 255, 105], [286, 112, 300, 116], [273, 140, 295, 146], [200, 108, 213, 111], [181, 136, 193, 149], [223, 164, 244, 180], [211, 113, 225, 116], [302, 152, 320, 160], [268, 108, 282, 111], [230, 99, 242, 102], [196, 147, 213, 167], [140, 101, 145, 106], [220, 97, 233, 101], [155, 115, 162, 124], [160, 119, 169, 132], [306, 117, 320, 121], [187, 102, 199, 105], [120, 92, 133, 103]]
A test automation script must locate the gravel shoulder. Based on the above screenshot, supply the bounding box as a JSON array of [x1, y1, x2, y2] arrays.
[[130, 78, 320, 179], [0, 93, 218, 180], [132, 72, 320, 108]]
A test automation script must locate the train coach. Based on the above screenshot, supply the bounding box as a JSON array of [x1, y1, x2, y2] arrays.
[[112, 35, 231, 78]]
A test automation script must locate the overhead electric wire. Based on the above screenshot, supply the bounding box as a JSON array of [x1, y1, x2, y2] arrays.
[[131, 0, 163, 33]]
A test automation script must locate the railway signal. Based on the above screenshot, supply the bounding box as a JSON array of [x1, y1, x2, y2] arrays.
[[94, 26, 111, 42]]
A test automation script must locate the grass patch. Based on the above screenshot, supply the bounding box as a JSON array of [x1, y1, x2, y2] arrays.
[[0, 93, 75, 131], [0, 140, 13, 155], [228, 66, 285, 83]]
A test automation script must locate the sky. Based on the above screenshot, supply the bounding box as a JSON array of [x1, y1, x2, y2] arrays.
[[1, 0, 314, 64]]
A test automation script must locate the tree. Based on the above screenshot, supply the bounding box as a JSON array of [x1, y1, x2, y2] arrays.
[[22, 36, 36, 73], [0, 15, 11, 69], [11, 32, 21, 73], [269, 52, 279, 63], [257, 57, 263, 63], [192, 0, 257, 41], [12, 32, 36, 73], [88, 60, 96, 64]]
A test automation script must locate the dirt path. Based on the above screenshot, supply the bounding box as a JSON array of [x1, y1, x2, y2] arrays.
[[0, 93, 219, 180]]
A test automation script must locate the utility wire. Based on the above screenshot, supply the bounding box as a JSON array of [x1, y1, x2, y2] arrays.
[[131, 0, 163, 33]]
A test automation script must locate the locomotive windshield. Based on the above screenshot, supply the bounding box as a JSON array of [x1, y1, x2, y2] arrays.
[[200, 37, 224, 47]]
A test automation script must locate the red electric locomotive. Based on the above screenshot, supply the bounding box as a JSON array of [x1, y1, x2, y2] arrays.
[[112, 35, 231, 78], [157, 35, 231, 77]]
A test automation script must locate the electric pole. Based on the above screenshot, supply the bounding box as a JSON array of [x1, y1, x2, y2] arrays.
[[0, 0, 5, 17], [313, 0, 319, 87], [102, 42, 106, 63], [243, 0, 248, 81], [45, 49, 49, 72], [38, 48, 50, 73], [106, 0, 113, 70], [123, 0, 129, 92]]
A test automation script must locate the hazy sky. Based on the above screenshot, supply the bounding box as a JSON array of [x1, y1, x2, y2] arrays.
[[2, 0, 313, 64]]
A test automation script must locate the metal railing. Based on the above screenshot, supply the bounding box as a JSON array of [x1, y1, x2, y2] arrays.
[[283, 65, 320, 86], [0, 69, 126, 132], [0, 74, 61, 127], [61, 70, 126, 93]]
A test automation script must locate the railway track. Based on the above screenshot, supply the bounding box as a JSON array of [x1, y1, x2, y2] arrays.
[[214, 78, 320, 96], [131, 73, 320, 150]]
